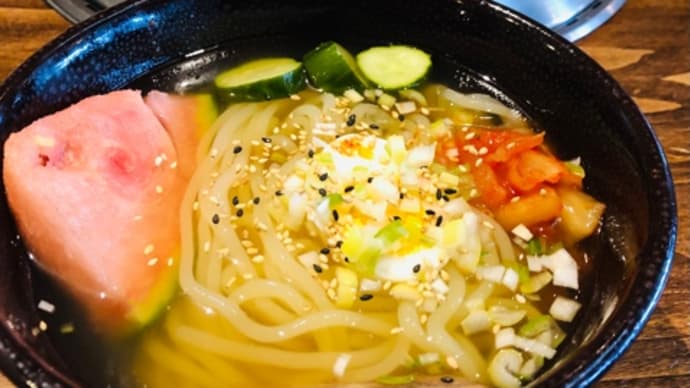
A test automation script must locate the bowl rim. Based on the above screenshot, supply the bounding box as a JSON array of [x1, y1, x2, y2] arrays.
[[0, 0, 677, 387]]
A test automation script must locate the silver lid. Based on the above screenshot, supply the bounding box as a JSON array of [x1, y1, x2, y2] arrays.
[[494, 0, 627, 41]]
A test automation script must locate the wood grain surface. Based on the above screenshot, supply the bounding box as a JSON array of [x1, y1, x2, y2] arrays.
[[0, 0, 687, 387]]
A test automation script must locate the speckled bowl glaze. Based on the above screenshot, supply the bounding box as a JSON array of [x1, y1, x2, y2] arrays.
[[0, 0, 676, 387]]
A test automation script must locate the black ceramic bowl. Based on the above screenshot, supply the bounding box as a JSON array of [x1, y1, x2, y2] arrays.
[[0, 0, 676, 387]]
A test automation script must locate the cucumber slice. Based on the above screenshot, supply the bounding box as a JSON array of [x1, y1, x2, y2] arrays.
[[214, 57, 306, 102], [303, 41, 369, 93], [356, 45, 431, 90]]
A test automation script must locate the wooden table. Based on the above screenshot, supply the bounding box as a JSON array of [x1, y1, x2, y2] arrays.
[[0, 0, 687, 386]]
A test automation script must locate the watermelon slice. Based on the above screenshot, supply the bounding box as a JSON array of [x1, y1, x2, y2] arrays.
[[3, 90, 193, 336], [144, 91, 217, 180]]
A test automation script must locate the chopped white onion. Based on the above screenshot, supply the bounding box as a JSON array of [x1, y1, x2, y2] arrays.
[[354, 199, 387, 222], [369, 178, 399, 203], [344, 89, 364, 104], [502, 268, 519, 291], [461, 310, 492, 335], [526, 255, 543, 272], [405, 144, 436, 168], [477, 265, 506, 283], [543, 249, 579, 290], [549, 296, 582, 322], [511, 224, 533, 241], [395, 101, 417, 115], [495, 327, 516, 349], [513, 335, 557, 359], [283, 175, 304, 192]]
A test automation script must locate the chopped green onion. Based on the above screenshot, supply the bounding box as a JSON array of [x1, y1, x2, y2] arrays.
[[526, 238, 543, 256], [375, 220, 409, 244], [327, 193, 344, 208], [518, 315, 553, 337], [376, 374, 415, 385], [315, 152, 333, 164], [510, 263, 531, 284]]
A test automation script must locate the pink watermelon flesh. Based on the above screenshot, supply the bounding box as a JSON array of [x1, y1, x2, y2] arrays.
[[144, 91, 216, 180], [3, 90, 188, 335]]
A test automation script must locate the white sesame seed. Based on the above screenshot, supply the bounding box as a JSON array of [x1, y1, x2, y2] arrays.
[[144, 244, 155, 255], [37, 300, 55, 314], [147, 257, 159, 266]]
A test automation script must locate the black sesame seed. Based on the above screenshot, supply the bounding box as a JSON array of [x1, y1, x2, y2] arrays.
[[211, 214, 220, 224], [392, 215, 401, 221], [275, 190, 283, 196], [332, 209, 339, 221], [436, 188, 443, 200], [335, 240, 344, 248], [425, 209, 436, 216], [236, 209, 244, 217], [320, 247, 331, 255], [444, 188, 458, 195], [261, 137, 272, 143], [318, 188, 328, 197], [398, 114, 405, 122], [253, 197, 261, 205], [233, 145, 242, 154], [312, 264, 323, 273], [308, 149, 315, 158], [359, 294, 374, 301], [344, 185, 354, 193], [440, 376, 454, 384], [369, 123, 379, 130], [346, 114, 356, 126], [367, 177, 374, 183], [344, 256, 350, 262], [318, 172, 329, 181], [435, 215, 444, 227], [232, 196, 240, 206], [412, 264, 421, 273], [443, 195, 450, 202], [399, 192, 405, 199]]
